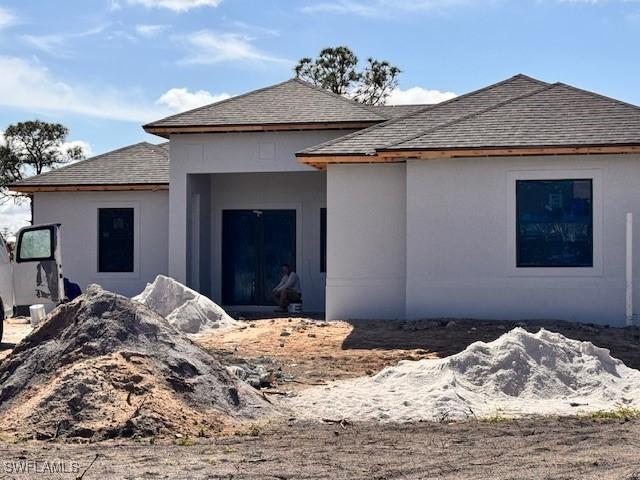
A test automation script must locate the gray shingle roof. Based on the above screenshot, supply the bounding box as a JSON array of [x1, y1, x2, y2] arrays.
[[385, 83, 640, 151], [11, 142, 169, 188], [372, 104, 430, 118], [144, 78, 388, 131], [299, 74, 549, 156]]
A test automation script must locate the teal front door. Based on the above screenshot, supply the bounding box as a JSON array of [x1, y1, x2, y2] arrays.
[[222, 209, 296, 305]]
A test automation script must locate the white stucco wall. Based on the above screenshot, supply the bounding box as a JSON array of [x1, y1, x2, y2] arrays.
[[33, 190, 169, 297], [169, 130, 354, 309], [326, 163, 406, 320], [327, 154, 640, 326], [405, 154, 640, 326]]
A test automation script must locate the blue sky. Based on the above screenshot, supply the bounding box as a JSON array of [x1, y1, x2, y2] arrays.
[[0, 0, 639, 230]]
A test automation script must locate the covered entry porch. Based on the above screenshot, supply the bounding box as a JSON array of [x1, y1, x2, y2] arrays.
[[184, 171, 327, 312]]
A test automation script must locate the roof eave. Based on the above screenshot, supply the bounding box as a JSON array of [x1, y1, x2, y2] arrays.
[[377, 144, 640, 159], [298, 144, 640, 169], [10, 183, 169, 193], [143, 120, 383, 137]]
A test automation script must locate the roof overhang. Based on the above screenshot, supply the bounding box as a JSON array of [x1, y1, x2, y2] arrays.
[[143, 121, 382, 138], [297, 144, 640, 170], [10, 183, 169, 193]]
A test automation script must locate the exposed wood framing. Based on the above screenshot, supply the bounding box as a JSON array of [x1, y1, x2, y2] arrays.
[[378, 145, 640, 159], [299, 145, 640, 169], [10, 184, 169, 193], [298, 155, 381, 164], [144, 121, 380, 137]]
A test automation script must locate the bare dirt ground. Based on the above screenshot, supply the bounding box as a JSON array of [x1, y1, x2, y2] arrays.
[[0, 318, 30, 361], [2, 315, 640, 479], [1, 417, 640, 479], [199, 316, 640, 392]]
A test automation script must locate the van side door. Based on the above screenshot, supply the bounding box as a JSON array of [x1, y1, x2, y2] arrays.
[[12, 224, 64, 308], [0, 233, 14, 319]]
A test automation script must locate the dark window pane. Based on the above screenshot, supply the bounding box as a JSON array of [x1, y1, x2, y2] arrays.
[[516, 179, 593, 267], [98, 208, 134, 272], [320, 208, 327, 273]]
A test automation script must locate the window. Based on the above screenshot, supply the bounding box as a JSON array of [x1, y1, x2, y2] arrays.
[[516, 179, 593, 268], [17, 227, 54, 262], [98, 208, 134, 273], [320, 208, 327, 273]]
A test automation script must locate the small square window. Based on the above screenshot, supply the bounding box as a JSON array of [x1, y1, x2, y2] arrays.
[[98, 208, 134, 273], [516, 179, 593, 268]]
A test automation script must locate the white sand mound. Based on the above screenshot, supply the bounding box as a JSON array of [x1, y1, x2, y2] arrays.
[[133, 275, 237, 334], [288, 328, 640, 422]]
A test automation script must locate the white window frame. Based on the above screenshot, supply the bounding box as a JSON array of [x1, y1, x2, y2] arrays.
[[93, 202, 140, 279], [506, 169, 603, 277]]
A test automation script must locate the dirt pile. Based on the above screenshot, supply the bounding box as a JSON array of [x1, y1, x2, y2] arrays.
[[133, 275, 237, 333], [0, 285, 273, 440], [287, 328, 640, 422]]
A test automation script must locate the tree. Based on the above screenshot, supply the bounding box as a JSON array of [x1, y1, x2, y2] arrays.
[[0, 120, 85, 222], [294, 46, 401, 105]]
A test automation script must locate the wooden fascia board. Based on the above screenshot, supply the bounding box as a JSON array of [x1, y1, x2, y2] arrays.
[[297, 154, 394, 170], [378, 145, 640, 159], [298, 145, 640, 169], [144, 121, 380, 136], [10, 184, 169, 193]]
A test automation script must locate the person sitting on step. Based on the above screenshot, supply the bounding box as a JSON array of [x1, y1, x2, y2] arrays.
[[272, 263, 301, 313]]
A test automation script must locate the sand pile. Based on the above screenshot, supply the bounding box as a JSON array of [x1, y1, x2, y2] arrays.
[[288, 328, 640, 422], [0, 285, 273, 440], [133, 275, 237, 334]]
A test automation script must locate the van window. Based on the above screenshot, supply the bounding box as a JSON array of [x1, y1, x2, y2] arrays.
[[18, 228, 53, 261]]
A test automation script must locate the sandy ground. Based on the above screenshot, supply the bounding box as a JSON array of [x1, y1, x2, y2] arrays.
[[2, 316, 640, 478], [0, 418, 639, 479], [199, 316, 640, 392], [0, 318, 31, 361]]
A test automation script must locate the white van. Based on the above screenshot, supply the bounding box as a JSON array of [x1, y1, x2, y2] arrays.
[[0, 224, 64, 342]]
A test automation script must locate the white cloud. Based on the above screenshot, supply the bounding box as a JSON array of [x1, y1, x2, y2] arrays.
[[387, 86, 457, 105], [178, 30, 289, 65], [126, 0, 223, 11], [61, 140, 93, 158], [0, 202, 30, 237], [135, 24, 170, 37], [0, 6, 15, 29], [302, 0, 471, 16], [157, 88, 231, 112], [21, 25, 109, 57], [0, 56, 168, 122]]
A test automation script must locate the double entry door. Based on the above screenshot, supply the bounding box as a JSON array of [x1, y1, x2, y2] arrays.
[[222, 209, 296, 305]]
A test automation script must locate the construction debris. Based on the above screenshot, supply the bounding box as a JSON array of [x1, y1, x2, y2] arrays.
[[0, 285, 274, 440], [133, 275, 238, 334], [287, 328, 640, 422]]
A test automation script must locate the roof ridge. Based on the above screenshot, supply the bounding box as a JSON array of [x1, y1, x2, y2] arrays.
[[375, 104, 431, 108], [554, 82, 640, 112], [289, 77, 388, 119], [11, 142, 164, 185], [380, 82, 558, 151], [143, 78, 300, 128], [300, 73, 549, 155]]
